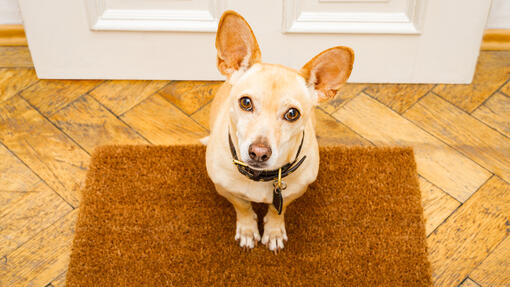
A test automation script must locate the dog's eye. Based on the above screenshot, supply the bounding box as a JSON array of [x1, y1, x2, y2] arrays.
[[284, 108, 300, 122], [239, 96, 253, 111]]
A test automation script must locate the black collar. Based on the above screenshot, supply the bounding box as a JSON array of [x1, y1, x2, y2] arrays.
[[228, 131, 307, 182]]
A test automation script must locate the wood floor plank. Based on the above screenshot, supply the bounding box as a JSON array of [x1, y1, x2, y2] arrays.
[[0, 209, 77, 287], [364, 84, 434, 114], [459, 278, 481, 287], [419, 177, 460, 236], [472, 92, 510, 138], [21, 79, 101, 117], [0, 68, 38, 103], [470, 235, 510, 287], [405, 93, 510, 184], [50, 95, 148, 153], [89, 80, 169, 116], [49, 271, 67, 287], [315, 108, 372, 146], [0, 143, 40, 194], [427, 176, 510, 287], [158, 81, 221, 115], [0, 96, 89, 207], [319, 83, 366, 114], [0, 190, 32, 211], [0, 47, 33, 68], [433, 51, 510, 113], [191, 102, 211, 131], [501, 80, 510, 96], [0, 182, 72, 258], [121, 94, 208, 145], [332, 94, 490, 202]]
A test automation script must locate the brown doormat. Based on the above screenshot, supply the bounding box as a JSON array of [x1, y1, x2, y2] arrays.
[[66, 145, 431, 286]]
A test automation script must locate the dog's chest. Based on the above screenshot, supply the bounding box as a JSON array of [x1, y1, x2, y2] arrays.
[[229, 180, 274, 203]]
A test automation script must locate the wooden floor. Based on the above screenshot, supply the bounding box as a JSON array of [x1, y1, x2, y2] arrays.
[[0, 47, 509, 287]]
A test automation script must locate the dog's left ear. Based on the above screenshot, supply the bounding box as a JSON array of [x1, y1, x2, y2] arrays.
[[215, 11, 261, 79], [300, 46, 354, 103]]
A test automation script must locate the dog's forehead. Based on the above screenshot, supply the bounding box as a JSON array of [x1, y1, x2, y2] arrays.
[[234, 63, 309, 97]]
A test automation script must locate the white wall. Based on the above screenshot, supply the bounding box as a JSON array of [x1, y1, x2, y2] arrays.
[[1, 0, 510, 27], [0, 0, 22, 24], [487, 0, 510, 28]]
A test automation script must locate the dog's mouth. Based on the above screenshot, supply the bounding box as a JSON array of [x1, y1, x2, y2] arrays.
[[246, 160, 268, 170]]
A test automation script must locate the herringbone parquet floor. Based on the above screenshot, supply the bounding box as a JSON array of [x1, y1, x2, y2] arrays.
[[0, 47, 509, 287]]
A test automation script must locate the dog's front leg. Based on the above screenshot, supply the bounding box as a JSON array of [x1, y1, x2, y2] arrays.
[[215, 185, 260, 249], [262, 204, 288, 253]]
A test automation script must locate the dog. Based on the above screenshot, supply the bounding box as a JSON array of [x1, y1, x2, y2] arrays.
[[205, 10, 354, 252]]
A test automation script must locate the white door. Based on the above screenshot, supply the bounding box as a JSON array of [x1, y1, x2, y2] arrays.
[[18, 0, 491, 83]]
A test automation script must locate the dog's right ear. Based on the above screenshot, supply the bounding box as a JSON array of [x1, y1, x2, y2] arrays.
[[215, 11, 261, 79]]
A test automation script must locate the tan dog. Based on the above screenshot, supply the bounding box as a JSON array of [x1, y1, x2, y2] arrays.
[[205, 11, 354, 252]]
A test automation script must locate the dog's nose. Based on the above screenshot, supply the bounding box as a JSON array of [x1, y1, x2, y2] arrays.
[[249, 142, 272, 162]]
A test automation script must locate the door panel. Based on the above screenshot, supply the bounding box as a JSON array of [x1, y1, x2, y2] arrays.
[[284, 0, 425, 34], [19, 0, 491, 83], [86, 0, 227, 32]]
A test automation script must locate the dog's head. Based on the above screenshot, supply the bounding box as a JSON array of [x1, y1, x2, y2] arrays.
[[216, 11, 354, 170]]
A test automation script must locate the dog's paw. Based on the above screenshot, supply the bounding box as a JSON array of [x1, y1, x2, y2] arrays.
[[235, 219, 261, 249], [199, 136, 209, 145], [261, 218, 288, 253]]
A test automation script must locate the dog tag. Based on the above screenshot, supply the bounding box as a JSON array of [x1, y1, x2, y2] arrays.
[[273, 185, 283, 215]]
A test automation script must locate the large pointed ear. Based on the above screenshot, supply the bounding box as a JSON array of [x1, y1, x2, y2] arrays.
[[300, 46, 354, 103], [215, 11, 261, 78]]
